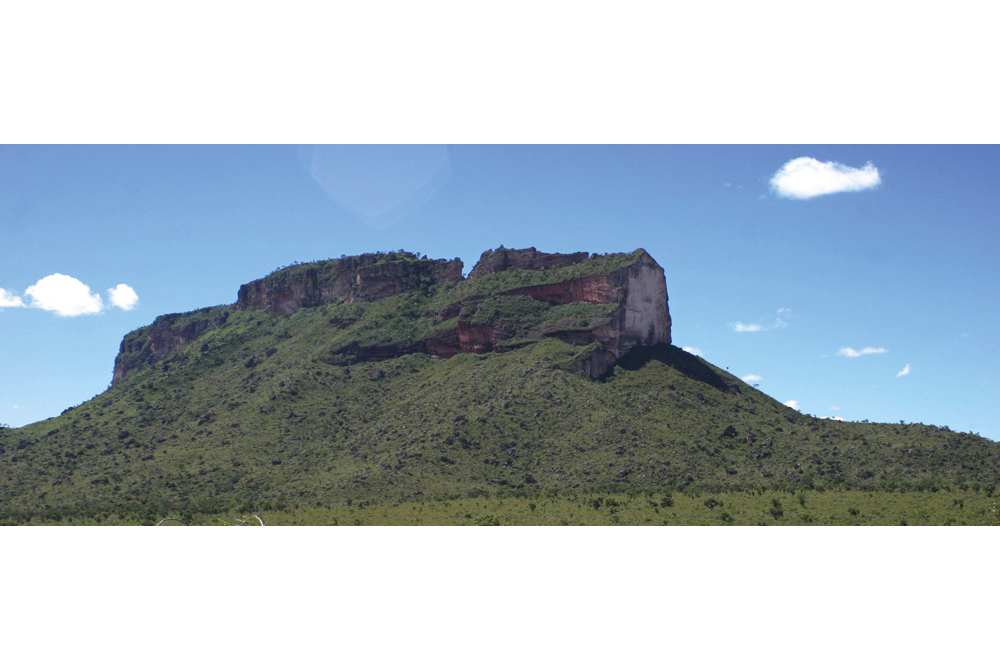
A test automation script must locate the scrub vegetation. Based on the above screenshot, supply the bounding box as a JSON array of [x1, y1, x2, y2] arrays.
[[1, 253, 997, 526]]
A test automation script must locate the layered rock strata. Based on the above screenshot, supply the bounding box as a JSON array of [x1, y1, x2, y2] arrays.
[[467, 246, 591, 279], [422, 249, 671, 374], [112, 247, 671, 384], [113, 307, 231, 384], [237, 252, 463, 315]]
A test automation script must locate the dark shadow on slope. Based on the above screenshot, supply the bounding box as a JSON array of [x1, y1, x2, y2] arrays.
[[615, 344, 735, 393]]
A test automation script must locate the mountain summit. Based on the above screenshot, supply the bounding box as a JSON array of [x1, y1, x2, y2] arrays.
[[114, 247, 670, 383]]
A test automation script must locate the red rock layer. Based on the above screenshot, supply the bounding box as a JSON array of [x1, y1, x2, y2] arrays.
[[112, 309, 230, 384], [498, 273, 619, 306], [114, 247, 671, 383]]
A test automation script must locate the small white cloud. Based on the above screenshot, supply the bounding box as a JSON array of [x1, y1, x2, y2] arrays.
[[770, 157, 881, 200], [784, 399, 800, 411], [0, 288, 24, 308], [108, 284, 139, 310], [732, 309, 791, 333], [829, 406, 841, 411], [682, 346, 703, 356], [25, 274, 104, 316], [896, 363, 911, 377], [838, 346, 888, 358], [742, 374, 762, 382]]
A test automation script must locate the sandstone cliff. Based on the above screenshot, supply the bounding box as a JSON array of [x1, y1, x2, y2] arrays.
[[237, 251, 463, 315], [113, 306, 231, 384], [422, 248, 671, 375], [112, 247, 671, 384], [467, 246, 591, 280]]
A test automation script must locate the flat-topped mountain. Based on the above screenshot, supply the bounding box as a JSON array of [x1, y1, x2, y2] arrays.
[[1, 247, 996, 523], [113, 247, 670, 383]]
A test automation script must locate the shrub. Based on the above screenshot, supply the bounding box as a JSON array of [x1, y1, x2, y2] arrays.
[[474, 513, 501, 526], [704, 498, 723, 510]]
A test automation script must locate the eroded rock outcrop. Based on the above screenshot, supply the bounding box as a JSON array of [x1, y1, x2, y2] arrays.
[[468, 247, 591, 279], [112, 307, 230, 384], [424, 248, 671, 375], [112, 247, 671, 384], [236, 252, 463, 315]]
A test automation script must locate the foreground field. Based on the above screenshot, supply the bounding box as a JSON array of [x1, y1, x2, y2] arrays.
[[8, 489, 998, 526]]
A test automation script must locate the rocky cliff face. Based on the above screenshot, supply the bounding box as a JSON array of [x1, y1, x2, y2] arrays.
[[467, 247, 591, 280], [237, 252, 463, 315], [113, 247, 671, 384], [112, 307, 230, 384], [430, 248, 670, 375]]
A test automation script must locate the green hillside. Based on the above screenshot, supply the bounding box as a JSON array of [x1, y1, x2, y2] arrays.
[[1, 251, 997, 525]]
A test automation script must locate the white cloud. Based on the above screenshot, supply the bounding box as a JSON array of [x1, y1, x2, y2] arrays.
[[108, 284, 139, 310], [770, 157, 881, 200], [25, 274, 104, 316], [784, 399, 800, 411], [838, 346, 888, 358], [732, 309, 792, 333], [0, 288, 24, 308], [742, 374, 761, 382], [896, 363, 911, 377], [682, 346, 703, 356], [829, 406, 841, 411]]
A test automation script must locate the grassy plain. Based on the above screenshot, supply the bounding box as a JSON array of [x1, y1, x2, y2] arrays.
[[8, 489, 997, 526]]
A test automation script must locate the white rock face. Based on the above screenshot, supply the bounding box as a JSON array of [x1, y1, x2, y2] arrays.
[[622, 250, 671, 348], [589, 250, 671, 363]]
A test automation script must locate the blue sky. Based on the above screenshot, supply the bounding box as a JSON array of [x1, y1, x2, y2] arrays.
[[1, 144, 997, 439]]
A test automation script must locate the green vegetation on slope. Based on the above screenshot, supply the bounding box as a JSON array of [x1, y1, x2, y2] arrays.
[[1, 290, 997, 525], [1, 247, 996, 525], [110, 254, 631, 379]]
